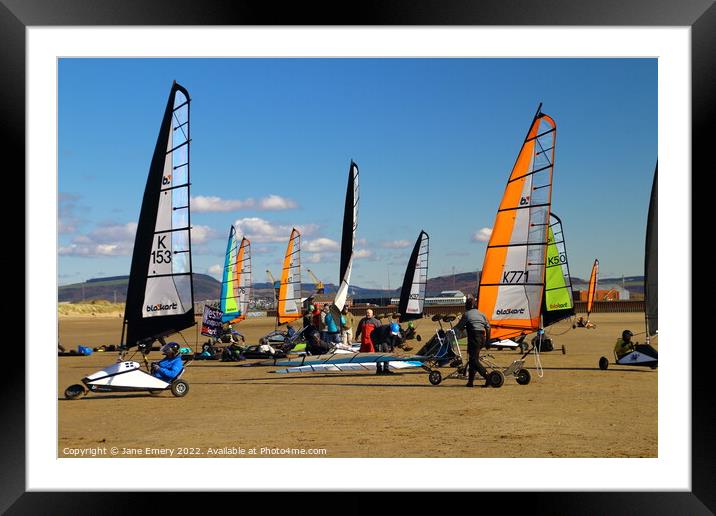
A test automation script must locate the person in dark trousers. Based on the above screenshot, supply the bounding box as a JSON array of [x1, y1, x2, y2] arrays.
[[355, 308, 382, 352], [369, 322, 404, 375], [453, 296, 491, 387]]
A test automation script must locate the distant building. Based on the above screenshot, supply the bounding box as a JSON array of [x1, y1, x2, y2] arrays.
[[390, 290, 467, 306], [575, 285, 630, 301]]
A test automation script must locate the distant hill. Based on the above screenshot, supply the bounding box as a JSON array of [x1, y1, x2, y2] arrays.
[[59, 274, 222, 303], [59, 271, 645, 303]]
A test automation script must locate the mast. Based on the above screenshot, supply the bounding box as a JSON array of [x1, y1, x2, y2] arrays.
[[123, 81, 195, 348]]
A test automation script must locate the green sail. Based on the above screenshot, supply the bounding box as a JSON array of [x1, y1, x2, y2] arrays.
[[542, 213, 575, 326]]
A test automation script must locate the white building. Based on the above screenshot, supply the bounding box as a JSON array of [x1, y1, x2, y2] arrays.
[[390, 290, 467, 306]]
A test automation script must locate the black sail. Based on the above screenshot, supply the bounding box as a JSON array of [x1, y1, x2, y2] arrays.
[[645, 163, 658, 337], [398, 231, 429, 323], [334, 160, 359, 310], [123, 81, 195, 348]]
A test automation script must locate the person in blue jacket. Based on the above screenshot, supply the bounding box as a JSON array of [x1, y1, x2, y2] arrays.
[[324, 305, 341, 344], [150, 342, 184, 382]]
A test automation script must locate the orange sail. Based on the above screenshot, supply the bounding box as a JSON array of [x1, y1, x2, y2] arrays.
[[229, 237, 252, 323], [277, 228, 302, 324], [478, 104, 556, 340], [586, 259, 599, 319]]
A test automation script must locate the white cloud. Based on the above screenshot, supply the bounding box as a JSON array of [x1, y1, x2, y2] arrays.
[[472, 227, 492, 242], [233, 217, 318, 243], [258, 195, 298, 210], [304, 238, 340, 253], [354, 249, 375, 260], [58, 221, 215, 257], [192, 195, 298, 213], [59, 222, 137, 257], [191, 224, 218, 244], [192, 196, 254, 212], [380, 240, 412, 249], [207, 264, 223, 278], [305, 254, 324, 264]]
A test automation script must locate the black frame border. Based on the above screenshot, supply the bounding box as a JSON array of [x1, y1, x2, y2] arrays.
[[4, 0, 711, 512]]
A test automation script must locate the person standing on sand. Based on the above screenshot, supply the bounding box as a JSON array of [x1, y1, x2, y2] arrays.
[[452, 296, 491, 388], [340, 306, 355, 346], [355, 309, 382, 353], [319, 304, 329, 342], [324, 305, 341, 344]]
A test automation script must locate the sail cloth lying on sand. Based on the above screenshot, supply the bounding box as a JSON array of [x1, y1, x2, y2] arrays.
[[271, 352, 426, 374]]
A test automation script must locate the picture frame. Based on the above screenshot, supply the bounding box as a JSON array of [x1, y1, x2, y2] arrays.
[[2, 0, 709, 511]]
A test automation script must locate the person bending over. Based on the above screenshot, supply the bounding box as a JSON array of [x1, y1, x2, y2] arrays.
[[369, 322, 404, 375]]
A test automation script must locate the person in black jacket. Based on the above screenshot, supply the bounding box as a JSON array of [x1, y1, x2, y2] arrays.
[[304, 324, 334, 356], [370, 322, 404, 375]]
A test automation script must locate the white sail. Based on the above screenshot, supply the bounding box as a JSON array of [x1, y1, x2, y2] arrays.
[[143, 88, 192, 318]]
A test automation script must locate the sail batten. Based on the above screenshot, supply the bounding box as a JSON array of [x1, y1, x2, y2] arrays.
[[398, 231, 429, 322], [478, 105, 556, 341], [123, 82, 195, 348]]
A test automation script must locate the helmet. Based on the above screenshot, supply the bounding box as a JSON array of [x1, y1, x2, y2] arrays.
[[408, 321, 415, 329], [308, 305, 315, 312], [622, 329, 634, 339], [161, 341, 180, 354], [390, 322, 401, 335]]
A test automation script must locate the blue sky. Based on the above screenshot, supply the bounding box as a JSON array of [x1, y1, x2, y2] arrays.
[[58, 58, 656, 289]]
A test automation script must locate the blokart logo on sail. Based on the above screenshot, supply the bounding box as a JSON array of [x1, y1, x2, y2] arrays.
[[549, 302, 570, 310], [496, 308, 525, 315], [146, 302, 178, 313], [162, 174, 172, 186]]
